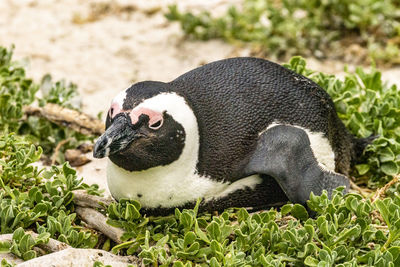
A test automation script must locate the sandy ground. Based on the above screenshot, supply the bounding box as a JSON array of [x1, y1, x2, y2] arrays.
[[1, 0, 399, 194]]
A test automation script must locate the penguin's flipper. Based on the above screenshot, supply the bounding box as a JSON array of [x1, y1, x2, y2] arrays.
[[245, 125, 350, 205]]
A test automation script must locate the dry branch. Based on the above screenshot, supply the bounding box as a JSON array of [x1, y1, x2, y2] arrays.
[[73, 191, 125, 243], [0, 220, 136, 266], [51, 137, 73, 165], [73, 190, 114, 209], [24, 103, 105, 136], [350, 180, 371, 198], [76, 206, 124, 244], [372, 175, 399, 203], [16, 248, 139, 267]]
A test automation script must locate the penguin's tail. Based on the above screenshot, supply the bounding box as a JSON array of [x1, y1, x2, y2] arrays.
[[352, 134, 378, 161]]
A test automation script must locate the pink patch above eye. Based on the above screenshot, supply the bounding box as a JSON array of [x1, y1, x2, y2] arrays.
[[109, 102, 123, 119], [129, 107, 163, 126]]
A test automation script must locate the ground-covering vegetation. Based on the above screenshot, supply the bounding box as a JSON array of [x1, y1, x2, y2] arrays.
[[0, 44, 400, 266], [166, 0, 400, 66], [0, 134, 100, 253], [0, 46, 95, 163]]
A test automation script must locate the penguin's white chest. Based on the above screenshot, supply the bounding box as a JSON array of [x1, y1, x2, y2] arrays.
[[107, 159, 262, 208]]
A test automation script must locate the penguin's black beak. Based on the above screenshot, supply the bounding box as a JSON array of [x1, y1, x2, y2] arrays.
[[93, 115, 137, 158]]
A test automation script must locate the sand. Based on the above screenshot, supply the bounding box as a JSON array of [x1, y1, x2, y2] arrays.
[[1, 0, 399, 193]]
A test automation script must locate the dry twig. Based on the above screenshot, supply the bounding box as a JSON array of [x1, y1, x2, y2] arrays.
[[350, 180, 372, 198], [73, 190, 114, 209], [0, 212, 135, 266], [51, 138, 72, 165], [23, 103, 104, 136], [371, 175, 399, 203], [16, 248, 139, 267], [72, 190, 123, 243], [76, 206, 124, 244]]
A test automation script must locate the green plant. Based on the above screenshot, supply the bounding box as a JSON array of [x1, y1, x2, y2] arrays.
[[166, 0, 400, 65], [0, 47, 38, 133], [2, 43, 400, 265], [38, 74, 80, 109], [0, 46, 95, 160], [0, 259, 13, 267], [0, 133, 101, 250], [93, 261, 112, 267], [0, 133, 42, 189], [0, 228, 50, 261], [103, 188, 400, 266]]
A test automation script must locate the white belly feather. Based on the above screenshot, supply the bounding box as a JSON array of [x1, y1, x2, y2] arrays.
[[107, 160, 262, 208]]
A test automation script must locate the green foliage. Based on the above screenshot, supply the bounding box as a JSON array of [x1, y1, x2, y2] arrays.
[[38, 74, 80, 109], [93, 262, 112, 267], [0, 134, 101, 259], [0, 47, 38, 133], [0, 227, 50, 261], [0, 259, 13, 267], [92, 261, 135, 267], [1, 43, 400, 265], [166, 0, 400, 65], [105, 188, 400, 266], [284, 56, 400, 185], [0, 133, 42, 188], [0, 46, 94, 159]]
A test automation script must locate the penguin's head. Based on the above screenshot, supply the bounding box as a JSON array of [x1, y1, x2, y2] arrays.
[[93, 82, 196, 172]]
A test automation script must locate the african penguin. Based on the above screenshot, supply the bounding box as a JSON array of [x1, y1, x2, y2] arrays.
[[93, 57, 370, 215]]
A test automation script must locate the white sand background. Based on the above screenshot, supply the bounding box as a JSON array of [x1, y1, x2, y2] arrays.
[[1, 0, 399, 194]]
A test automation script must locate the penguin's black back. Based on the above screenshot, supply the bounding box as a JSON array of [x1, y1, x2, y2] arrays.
[[169, 57, 355, 181]]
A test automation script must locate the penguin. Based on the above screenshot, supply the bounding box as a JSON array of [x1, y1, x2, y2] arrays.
[[93, 57, 369, 215]]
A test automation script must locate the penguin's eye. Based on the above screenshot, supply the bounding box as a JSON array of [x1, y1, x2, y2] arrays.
[[149, 119, 163, 130]]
